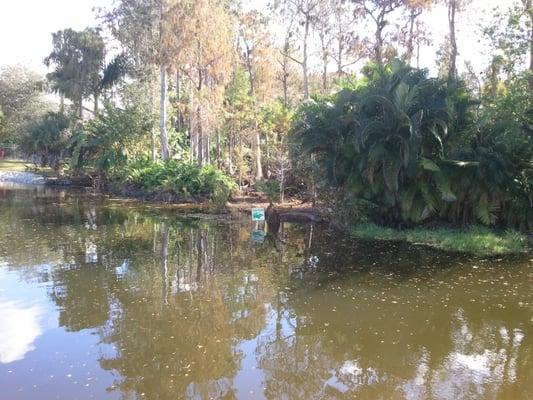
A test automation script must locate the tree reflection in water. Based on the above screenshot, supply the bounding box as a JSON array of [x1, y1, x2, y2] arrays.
[[0, 187, 531, 399]]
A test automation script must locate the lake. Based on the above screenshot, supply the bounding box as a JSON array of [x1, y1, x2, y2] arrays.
[[0, 185, 531, 399]]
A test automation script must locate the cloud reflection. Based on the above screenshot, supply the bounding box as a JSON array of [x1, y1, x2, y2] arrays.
[[0, 300, 42, 363]]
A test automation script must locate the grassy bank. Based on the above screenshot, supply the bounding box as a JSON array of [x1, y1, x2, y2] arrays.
[[0, 159, 32, 172], [352, 223, 530, 256]]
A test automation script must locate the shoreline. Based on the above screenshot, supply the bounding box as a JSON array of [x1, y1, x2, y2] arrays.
[[43, 174, 324, 223], [1, 166, 529, 257], [351, 223, 531, 257]]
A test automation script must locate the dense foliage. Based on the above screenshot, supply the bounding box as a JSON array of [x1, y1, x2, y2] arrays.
[[69, 103, 153, 175], [293, 60, 532, 229], [2, 0, 531, 233], [0, 66, 51, 143], [116, 159, 236, 207], [19, 112, 71, 171]]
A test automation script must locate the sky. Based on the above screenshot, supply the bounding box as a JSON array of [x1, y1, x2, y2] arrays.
[[0, 0, 109, 72], [0, 0, 515, 77]]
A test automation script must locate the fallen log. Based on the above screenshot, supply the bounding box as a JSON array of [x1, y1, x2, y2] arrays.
[[277, 209, 322, 223]]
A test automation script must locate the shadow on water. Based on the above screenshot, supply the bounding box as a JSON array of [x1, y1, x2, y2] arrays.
[[0, 186, 531, 399]]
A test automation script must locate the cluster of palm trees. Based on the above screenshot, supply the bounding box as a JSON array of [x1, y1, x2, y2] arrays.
[[294, 60, 532, 229]]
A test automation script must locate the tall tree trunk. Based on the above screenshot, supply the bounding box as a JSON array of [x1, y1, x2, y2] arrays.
[[319, 30, 328, 92], [375, 22, 384, 67], [337, 38, 343, 76], [448, 0, 458, 82], [228, 132, 234, 174], [197, 105, 203, 167], [302, 16, 310, 100], [151, 71, 157, 162], [216, 129, 221, 168], [159, 65, 170, 160], [244, 48, 263, 180], [254, 129, 263, 181], [205, 133, 210, 165], [176, 69, 182, 131], [238, 139, 243, 189], [189, 85, 195, 162], [416, 40, 421, 69], [245, 42, 255, 97], [282, 58, 289, 107], [281, 35, 290, 107], [523, 0, 533, 93], [322, 59, 328, 92], [404, 10, 418, 65]]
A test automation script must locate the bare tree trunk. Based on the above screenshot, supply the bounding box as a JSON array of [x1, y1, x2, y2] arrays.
[[279, 27, 291, 108], [216, 129, 221, 168], [318, 28, 329, 92], [416, 40, 421, 69], [302, 17, 310, 100], [282, 57, 289, 107], [265, 135, 271, 178], [151, 72, 157, 162], [448, 0, 458, 81], [78, 60, 86, 119], [228, 132, 234, 174], [159, 65, 170, 160], [197, 105, 203, 167], [244, 41, 263, 179], [375, 23, 384, 67], [189, 85, 195, 162], [205, 133, 210, 165], [404, 10, 419, 64], [238, 139, 243, 189], [176, 69, 182, 131], [337, 39, 343, 76], [530, 28, 533, 91], [244, 42, 255, 97], [254, 129, 263, 181], [522, 0, 533, 93]]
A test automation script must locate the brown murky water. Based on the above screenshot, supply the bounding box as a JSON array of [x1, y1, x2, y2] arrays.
[[0, 186, 532, 399]]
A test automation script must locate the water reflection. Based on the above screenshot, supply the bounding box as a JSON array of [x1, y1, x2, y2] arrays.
[[0, 186, 531, 399], [0, 300, 42, 364]]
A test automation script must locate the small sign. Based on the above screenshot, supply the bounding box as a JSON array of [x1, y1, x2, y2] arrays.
[[251, 208, 265, 221], [251, 229, 265, 244]]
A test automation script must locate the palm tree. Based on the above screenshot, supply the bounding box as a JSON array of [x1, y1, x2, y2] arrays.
[[295, 60, 452, 225]]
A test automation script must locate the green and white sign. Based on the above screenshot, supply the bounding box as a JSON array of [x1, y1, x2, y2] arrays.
[[251, 208, 265, 221]]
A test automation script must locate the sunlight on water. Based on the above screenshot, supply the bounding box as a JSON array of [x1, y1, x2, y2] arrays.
[[0, 186, 531, 399]]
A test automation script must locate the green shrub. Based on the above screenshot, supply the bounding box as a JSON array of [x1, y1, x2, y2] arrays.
[[116, 159, 235, 205], [19, 111, 71, 171], [199, 165, 236, 208], [257, 179, 280, 204], [69, 103, 153, 175]]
